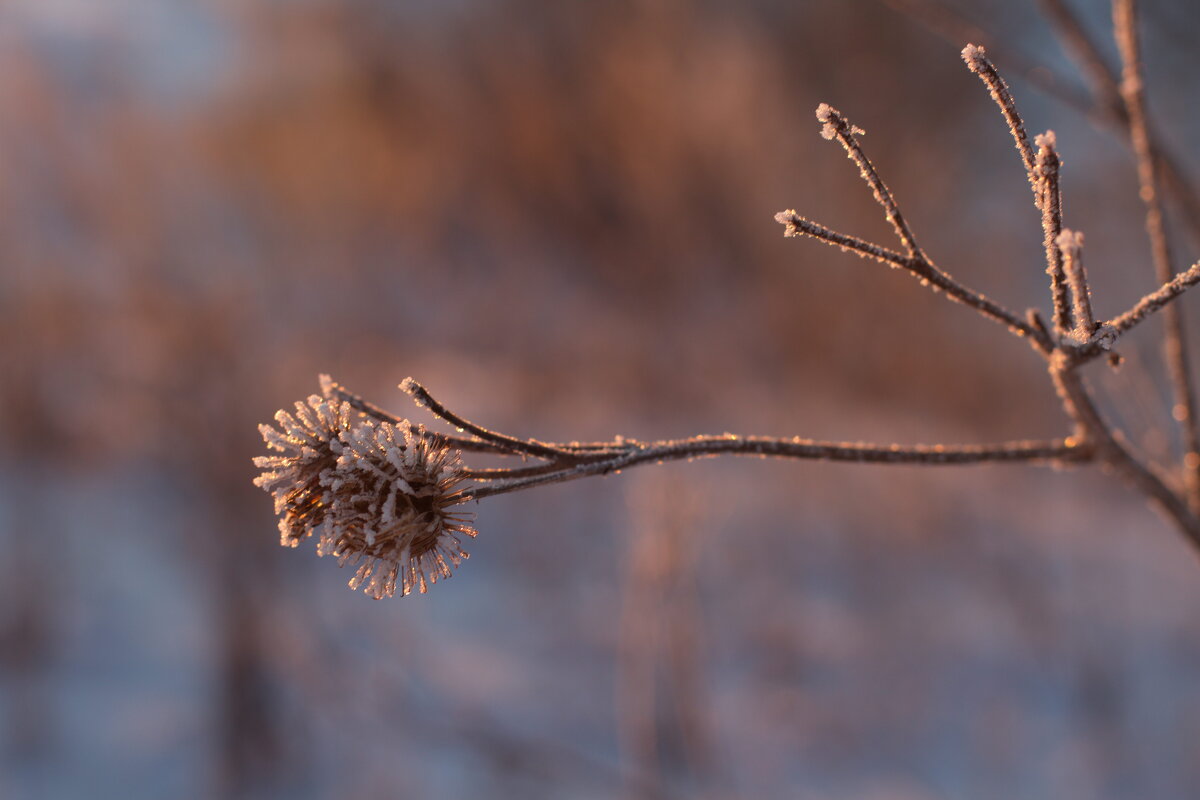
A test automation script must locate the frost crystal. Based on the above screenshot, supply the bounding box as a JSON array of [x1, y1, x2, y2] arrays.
[[961, 43, 987, 72], [815, 102, 864, 140], [253, 395, 352, 547], [816, 102, 838, 140], [320, 419, 475, 599]]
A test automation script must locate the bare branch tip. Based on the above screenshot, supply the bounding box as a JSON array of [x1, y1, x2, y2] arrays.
[[961, 43, 987, 71], [815, 103, 839, 140], [399, 377, 430, 405], [814, 103, 864, 140], [774, 209, 802, 235], [1056, 228, 1083, 250]]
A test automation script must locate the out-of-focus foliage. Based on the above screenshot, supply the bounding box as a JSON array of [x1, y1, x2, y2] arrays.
[[3, 1, 1200, 798]]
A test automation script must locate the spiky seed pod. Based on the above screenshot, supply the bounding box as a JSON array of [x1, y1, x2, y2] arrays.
[[322, 419, 475, 598], [253, 395, 353, 547]]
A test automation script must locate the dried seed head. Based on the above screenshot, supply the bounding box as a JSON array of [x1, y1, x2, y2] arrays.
[[321, 419, 475, 598], [253, 395, 352, 547]]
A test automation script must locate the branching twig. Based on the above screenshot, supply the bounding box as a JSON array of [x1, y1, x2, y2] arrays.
[[320, 374, 512, 454], [400, 377, 631, 461], [256, 34, 1200, 599], [321, 371, 508, 453], [815, 104, 923, 256], [775, 126, 1050, 351], [776, 208, 1045, 347]]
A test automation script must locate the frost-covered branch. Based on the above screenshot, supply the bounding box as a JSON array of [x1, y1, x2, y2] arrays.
[[773, 208, 1044, 346], [961, 44, 1037, 180], [321, 374, 514, 454], [1107, 261, 1200, 338], [775, 105, 1044, 348], [464, 432, 1090, 500], [772, 212, 908, 266], [400, 377, 630, 461], [252, 376, 1094, 598], [1056, 229, 1096, 342], [813, 103, 923, 257], [1034, 132, 1072, 335], [254, 35, 1200, 598]]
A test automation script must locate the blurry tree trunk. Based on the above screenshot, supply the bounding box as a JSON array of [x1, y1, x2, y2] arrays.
[[0, 476, 54, 761], [212, 521, 285, 799]]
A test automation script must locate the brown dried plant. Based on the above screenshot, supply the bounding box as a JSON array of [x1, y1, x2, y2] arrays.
[[255, 0, 1200, 596]]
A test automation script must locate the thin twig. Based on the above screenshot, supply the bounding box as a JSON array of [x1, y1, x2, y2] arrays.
[[1034, 132, 1072, 334], [815, 104, 923, 256], [1057, 229, 1096, 341], [464, 462, 577, 480], [1025, 308, 1055, 352], [324, 374, 633, 456], [776, 211, 1041, 343], [467, 435, 1091, 500], [1108, 261, 1200, 337], [320, 374, 513, 454], [774, 212, 909, 265], [1114, 0, 1200, 509], [961, 45, 1037, 181], [320, 374, 402, 424], [401, 377, 630, 461]]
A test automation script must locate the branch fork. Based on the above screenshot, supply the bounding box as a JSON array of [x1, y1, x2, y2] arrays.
[[772, 41, 1200, 547]]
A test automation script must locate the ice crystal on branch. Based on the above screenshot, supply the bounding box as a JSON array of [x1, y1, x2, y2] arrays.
[[320, 418, 475, 599], [960, 43, 987, 72]]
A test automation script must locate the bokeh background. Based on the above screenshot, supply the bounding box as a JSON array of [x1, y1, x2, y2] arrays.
[[4, 1, 1200, 798]]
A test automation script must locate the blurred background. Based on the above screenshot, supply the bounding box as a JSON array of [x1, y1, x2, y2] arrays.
[[3, 0, 1200, 797]]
